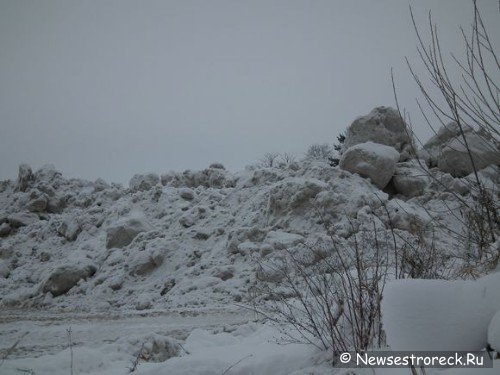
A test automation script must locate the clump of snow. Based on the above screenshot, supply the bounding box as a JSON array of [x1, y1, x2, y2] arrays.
[[343, 106, 414, 156], [488, 310, 500, 352], [106, 215, 151, 249], [138, 323, 318, 375], [0, 259, 10, 278], [263, 230, 304, 250], [385, 198, 433, 233], [420, 121, 500, 177], [129, 173, 160, 192], [382, 272, 500, 351], [129, 246, 164, 276], [422, 121, 473, 152], [179, 187, 195, 201], [162, 167, 236, 189], [7, 212, 39, 228], [42, 263, 97, 296], [14, 164, 36, 192], [0, 221, 11, 236], [267, 177, 327, 215], [392, 159, 430, 197], [340, 141, 400, 189], [439, 132, 500, 177]]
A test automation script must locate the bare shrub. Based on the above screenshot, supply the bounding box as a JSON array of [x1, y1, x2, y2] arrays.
[[305, 144, 335, 161], [278, 152, 297, 166], [302, 133, 345, 167], [392, 0, 499, 271], [128, 342, 145, 373], [251, 219, 390, 364], [397, 231, 454, 280], [0, 332, 29, 366], [464, 188, 499, 264], [258, 152, 297, 168], [452, 189, 500, 277], [258, 152, 279, 168]]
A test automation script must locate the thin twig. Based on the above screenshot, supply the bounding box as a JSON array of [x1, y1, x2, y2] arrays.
[[0, 332, 29, 366], [66, 327, 73, 375], [221, 354, 253, 375]]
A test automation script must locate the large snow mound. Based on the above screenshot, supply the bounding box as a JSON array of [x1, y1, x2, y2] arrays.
[[0, 153, 497, 314]]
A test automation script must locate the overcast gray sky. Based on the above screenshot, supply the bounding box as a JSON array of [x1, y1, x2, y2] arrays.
[[0, 0, 498, 184]]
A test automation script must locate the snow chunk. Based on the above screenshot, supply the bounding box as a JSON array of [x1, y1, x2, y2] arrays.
[[179, 188, 195, 201], [439, 132, 500, 177], [268, 178, 327, 215], [179, 206, 206, 228], [106, 216, 151, 249], [164, 167, 236, 188], [139, 324, 317, 375], [340, 141, 400, 189], [382, 272, 500, 351], [424, 121, 473, 149], [15, 164, 35, 192], [392, 160, 430, 197], [421, 121, 474, 166], [0, 259, 10, 278], [385, 199, 432, 233], [343, 106, 414, 155], [42, 263, 97, 297], [57, 218, 82, 241], [35, 164, 61, 182], [264, 231, 305, 250], [0, 222, 11, 237], [7, 212, 39, 228], [488, 310, 500, 352], [129, 173, 160, 192], [129, 248, 164, 276]]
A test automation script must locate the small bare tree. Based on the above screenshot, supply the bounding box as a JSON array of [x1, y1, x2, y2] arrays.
[[259, 152, 280, 168], [305, 144, 335, 161], [258, 152, 297, 168], [392, 0, 499, 270], [278, 152, 297, 166]]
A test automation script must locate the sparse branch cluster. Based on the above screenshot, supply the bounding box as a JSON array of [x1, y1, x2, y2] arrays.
[[252, 217, 391, 364], [391, 0, 499, 263], [256, 152, 299, 169]]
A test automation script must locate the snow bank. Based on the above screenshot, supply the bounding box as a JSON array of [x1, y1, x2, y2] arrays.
[[138, 324, 317, 375], [382, 272, 500, 351], [0, 324, 317, 375], [488, 310, 500, 351]]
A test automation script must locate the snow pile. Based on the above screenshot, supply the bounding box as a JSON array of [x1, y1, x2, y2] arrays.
[[420, 121, 500, 177], [382, 271, 500, 351], [129, 173, 161, 192], [0, 106, 498, 374], [0, 108, 497, 314], [0, 323, 324, 375], [489, 310, 500, 352], [342, 106, 415, 158], [339, 141, 400, 189], [138, 324, 318, 375], [392, 159, 430, 197]]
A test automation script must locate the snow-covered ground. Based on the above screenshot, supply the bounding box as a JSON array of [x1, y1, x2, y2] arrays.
[[2, 309, 499, 375]]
